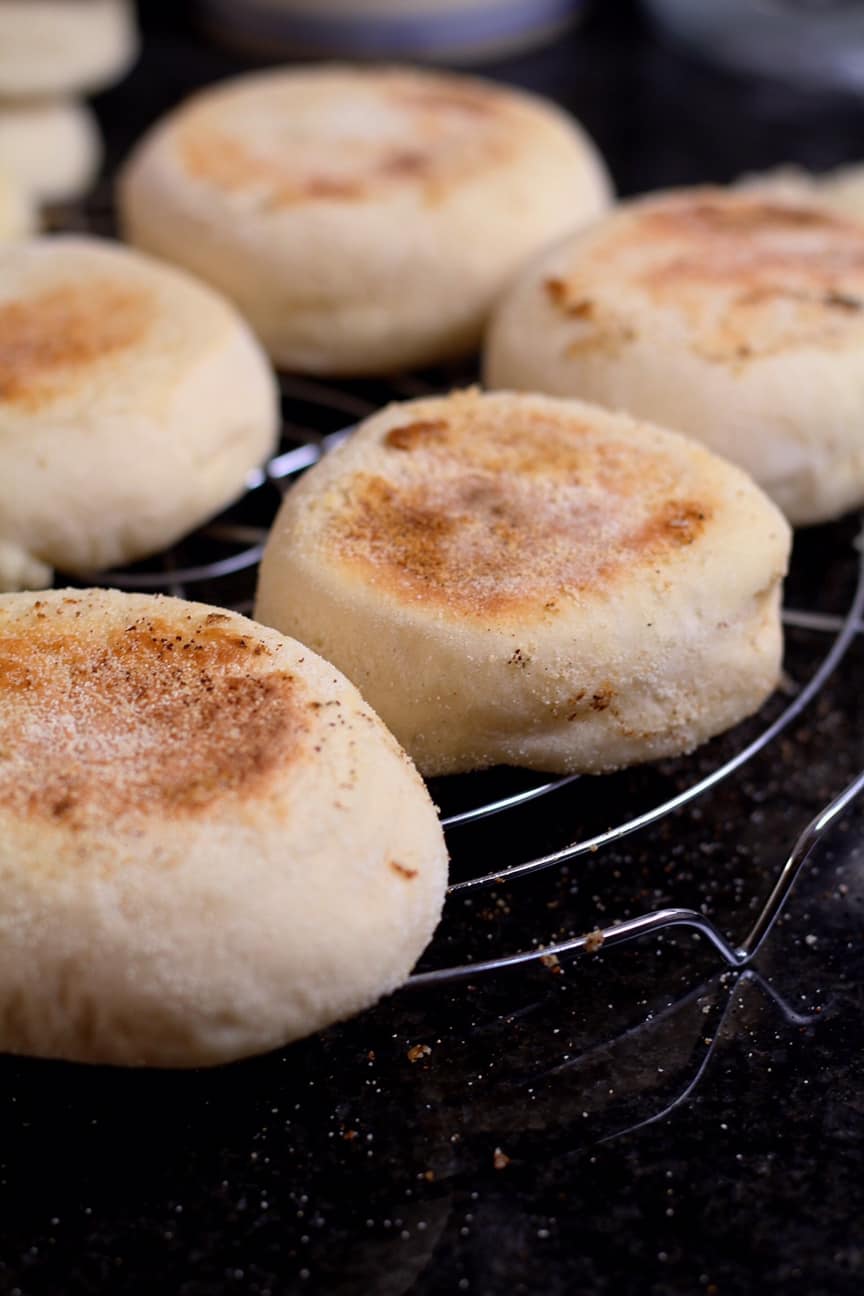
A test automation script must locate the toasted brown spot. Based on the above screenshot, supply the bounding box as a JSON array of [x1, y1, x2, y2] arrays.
[[646, 199, 829, 236], [544, 277, 568, 306], [590, 689, 613, 712], [385, 420, 448, 451], [180, 126, 367, 204], [567, 298, 596, 319], [380, 150, 428, 177], [591, 193, 864, 362], [177, 74, 517, 208], [339, 475, 458, 586], [566, 690, 587, 721], [0, 282, 152, 410], [565, 313, 636, 357], [301, 176, 365, 202], [0, 608, 311, 829], [823, 290, 863, 311], [326, 406, 713, 620], [544, 279, 596, 320], [548, 278, 635, 356], [638, 500, 708, 548], [390, 860, 418, 880], [180, 127, 269, 190]]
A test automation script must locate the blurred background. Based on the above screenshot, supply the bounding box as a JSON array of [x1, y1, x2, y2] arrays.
[[101, 0, 864, 198]]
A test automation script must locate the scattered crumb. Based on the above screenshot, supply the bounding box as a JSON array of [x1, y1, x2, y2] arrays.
[[585, 929, 605, 954], [493, 1148, 510, 1171], [407, 1044, 432, 1063]]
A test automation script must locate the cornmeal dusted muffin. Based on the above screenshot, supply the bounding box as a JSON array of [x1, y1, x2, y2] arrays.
[[118, 64, 611, 374], [0, 236, 278, 591], [486, 188, 864, 524], [0, 589, 447, 1066], [256, 389, 790, 775]]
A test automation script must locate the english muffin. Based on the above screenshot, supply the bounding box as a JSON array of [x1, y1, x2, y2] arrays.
[[0, 99, 101, 203], [118, 64, 611, 375], [255, 390, 790, 776], [0, 0, 138, 97], [0, 588, 447, 1067], [0, 235, 278, 592], [485, 187, 864, 524], [0, 164, 33, 241]]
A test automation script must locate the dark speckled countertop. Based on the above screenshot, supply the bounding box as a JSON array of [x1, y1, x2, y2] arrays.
[[1, 6, 862, 1294]]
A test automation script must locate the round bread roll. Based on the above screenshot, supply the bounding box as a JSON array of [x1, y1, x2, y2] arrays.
[[118, 64, 612, 375], [485, 187, 864, 525], [254, 389, 790, 777], [0, 98, 101, 204], [0, 164, 34, 241], [0, 588, 447, 1067], [0, 0, 138, 97], [0, 235, 279, 592]]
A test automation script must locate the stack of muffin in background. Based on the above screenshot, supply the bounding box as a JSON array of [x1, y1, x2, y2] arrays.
[[0, 0, 138, 238]]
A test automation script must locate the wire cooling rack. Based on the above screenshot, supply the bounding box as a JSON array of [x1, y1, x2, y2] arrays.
[[63, 360, 864, 989], [49, 182, 864, 996]]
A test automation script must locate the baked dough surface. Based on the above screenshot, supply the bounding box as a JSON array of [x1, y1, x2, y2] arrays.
[[256, 389, 791, 775], [119, 64, 611, 374], [0, 589, 447, 1066], [486, 188, 864, 524]]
